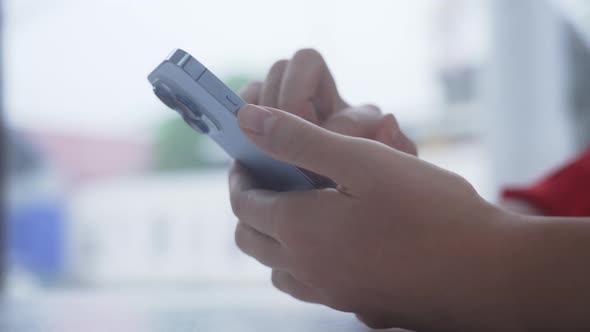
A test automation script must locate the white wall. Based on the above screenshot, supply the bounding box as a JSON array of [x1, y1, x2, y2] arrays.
[[483, 0, 576, 195], [67, 171, 267, 285]]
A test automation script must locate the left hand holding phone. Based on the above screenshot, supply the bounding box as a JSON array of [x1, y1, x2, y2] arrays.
[[230, 104, 514, 331]]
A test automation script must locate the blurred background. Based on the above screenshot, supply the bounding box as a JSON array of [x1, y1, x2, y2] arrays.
[[2, 0, 590, 330]]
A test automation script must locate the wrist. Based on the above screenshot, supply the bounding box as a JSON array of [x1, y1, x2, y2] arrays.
[[388, 199, 525, 331], [442, 201, 527, 331], [499, 215, 590, 329]]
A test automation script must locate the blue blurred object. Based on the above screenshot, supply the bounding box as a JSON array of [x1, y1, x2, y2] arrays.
[[8, 199, 65, 282], [7, 131, 66, 283]]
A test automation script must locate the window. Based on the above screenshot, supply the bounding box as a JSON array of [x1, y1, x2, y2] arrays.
[[5, 0, 492, 289]]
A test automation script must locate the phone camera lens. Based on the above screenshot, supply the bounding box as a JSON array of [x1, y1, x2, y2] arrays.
[[181, 114, 209, 134], [176, 96, 202, 118], [192, 119, 210, 134], [153, 83, 178, 110], [154, 86, 214, 135]]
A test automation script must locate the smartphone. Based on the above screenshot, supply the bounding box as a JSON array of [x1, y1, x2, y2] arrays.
[[148, 49, 334, 191]]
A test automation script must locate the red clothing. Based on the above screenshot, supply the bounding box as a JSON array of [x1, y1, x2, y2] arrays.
[[502, 147, 590, 217]]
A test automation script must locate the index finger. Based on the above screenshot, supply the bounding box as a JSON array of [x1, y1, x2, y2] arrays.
[[279, 49, 347, 124], [238, 105, 379, 192]]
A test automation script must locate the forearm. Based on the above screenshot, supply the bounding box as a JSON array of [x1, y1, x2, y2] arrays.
[[503, 214, 590, 329]]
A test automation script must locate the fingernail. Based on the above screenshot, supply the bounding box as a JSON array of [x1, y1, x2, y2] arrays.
[[239, 105, 275, 135]]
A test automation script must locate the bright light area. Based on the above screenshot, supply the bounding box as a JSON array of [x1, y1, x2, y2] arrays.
[[5, 0, 493, 288], [5, 0, 444, 137]]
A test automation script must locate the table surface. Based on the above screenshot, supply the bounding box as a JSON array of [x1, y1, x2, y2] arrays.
[[0, 285, 413, 332]]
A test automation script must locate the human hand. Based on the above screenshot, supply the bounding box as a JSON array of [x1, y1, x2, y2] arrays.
[[239, 48, 417, 156], [230, 104, 514, 331]]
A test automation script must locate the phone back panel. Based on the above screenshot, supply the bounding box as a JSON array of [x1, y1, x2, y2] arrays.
[[148, 49, 330, 191]]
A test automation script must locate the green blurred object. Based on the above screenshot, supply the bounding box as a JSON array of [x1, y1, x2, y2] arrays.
[[153, 116, 206, 171], [152, 74, 256, 171], [224, 74, 254, 93]]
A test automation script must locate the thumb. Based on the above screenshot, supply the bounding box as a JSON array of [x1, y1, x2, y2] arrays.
[[237, 104, 370, 190]]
